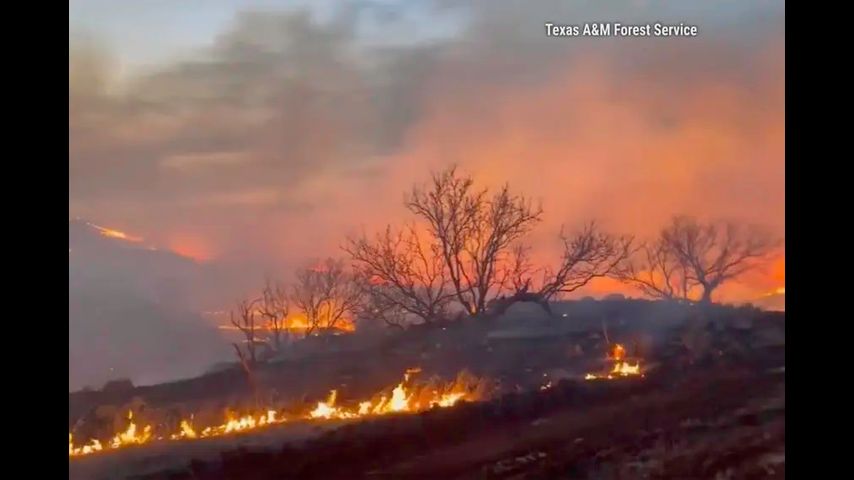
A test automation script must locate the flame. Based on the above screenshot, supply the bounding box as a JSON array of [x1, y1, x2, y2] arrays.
[[435, 392, 465, 407], [585, 343, 643, 381], [611, 361, 641, 376], [585, 361, 643, 380], [217, 312, 356, 334], [109, 411, 153, 448], [309, 390, 357, 419], [70, 368, 484, 458], [170, 420, 197, 440], [306, 367, 473, 420], [200, 410, 282, 437], [69, 434, 103, 456], [87, 222, 143, 243]]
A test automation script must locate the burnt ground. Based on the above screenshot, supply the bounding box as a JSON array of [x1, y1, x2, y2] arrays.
[[69, 300, 785, 480]]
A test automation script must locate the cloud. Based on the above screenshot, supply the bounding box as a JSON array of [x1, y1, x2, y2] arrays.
[[159, 151, 255, 172]]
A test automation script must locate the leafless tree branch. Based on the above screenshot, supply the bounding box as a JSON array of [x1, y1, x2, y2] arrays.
[[616, 216, 779, 304], [345, 224, 453, 325], [405, 166, 542, 317], [291, 258, 362, 337], [259, 277, 289, 351]]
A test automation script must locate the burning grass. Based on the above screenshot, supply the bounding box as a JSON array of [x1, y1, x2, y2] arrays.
[[69, 368, 489, 458], [308, 368, 478, 420], [584, 343, 644, 381]]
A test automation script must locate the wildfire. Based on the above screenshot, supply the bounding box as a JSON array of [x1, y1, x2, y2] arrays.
[[196, 410, 281, 437], [171, 420, 197, 440], [306, 367, 474, 420], [309, 390, 358, 419], [110, 411, 152, 448], [69, 368, 484, 458], [585, 343, 644, 381], [69, 434, 103, 457], [87, 222, 143, 243], [217, 313, 356, 334]]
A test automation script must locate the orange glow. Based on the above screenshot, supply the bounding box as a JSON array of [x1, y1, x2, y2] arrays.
[[757, 286, 785, 297], [166, 233, 216, 262], [217, 312, 355, 334], [770, 257, 785, 284], [363, 48, 784, 302], [87, 222, 143, 242]]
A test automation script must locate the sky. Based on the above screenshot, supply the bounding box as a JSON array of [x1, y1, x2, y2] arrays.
[[69, 0, 785, 303]]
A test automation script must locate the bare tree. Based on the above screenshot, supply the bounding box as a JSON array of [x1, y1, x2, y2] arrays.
[[345, 225, 454, 325], [615, 239, 694, 302], [484, 223, 632, 318], [498, 243, 537, 294], [539, 223, 634, 300], [291, 258, 363, 337], [230, 298, 262, 387], [259, 277, 289, 351], [617, 216, 778, 304], [662, 216, 777, 304], [406, 166, 542, 317], [352, 282, 410, 329]]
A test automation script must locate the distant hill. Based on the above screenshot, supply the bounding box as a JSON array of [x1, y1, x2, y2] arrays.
[[69, 219, 231, 391]]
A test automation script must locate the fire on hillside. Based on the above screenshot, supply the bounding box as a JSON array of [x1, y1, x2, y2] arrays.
[[69, 368, 490, 457]]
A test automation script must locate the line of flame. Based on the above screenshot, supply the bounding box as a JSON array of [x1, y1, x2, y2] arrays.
[[70, 368, 476, 458]]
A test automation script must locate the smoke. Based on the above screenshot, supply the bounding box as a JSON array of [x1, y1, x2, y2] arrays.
[[70, 0, 784, 300]]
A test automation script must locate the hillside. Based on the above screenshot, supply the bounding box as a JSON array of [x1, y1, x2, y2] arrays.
[[69, 220, 231, 390]]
